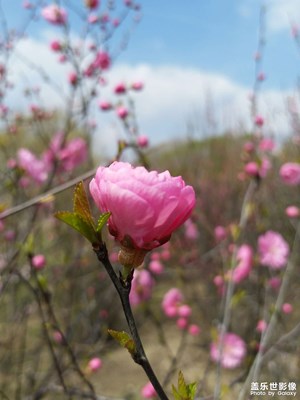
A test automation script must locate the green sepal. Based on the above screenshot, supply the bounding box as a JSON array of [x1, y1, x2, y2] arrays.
[[172, 371, 197, 400], [55, 211, 98, 244], [96, 212, 111, 233], [73, 181, 95, 228], [108, 329, 136, 357]]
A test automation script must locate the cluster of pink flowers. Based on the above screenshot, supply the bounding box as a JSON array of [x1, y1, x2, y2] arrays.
[[210, 332, 246, 369], [12, 132, 88, 186], [161, 288, 200, 335]]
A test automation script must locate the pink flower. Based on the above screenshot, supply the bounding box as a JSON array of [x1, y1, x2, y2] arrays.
[[280, 162, 300, 186], [59, 137, 88, 172], [254, 115, 264, 127], [89, 162, 196, 252], [184, 219, 199, 240], [230, 244, 253, 283], [256, 319, 268, 333], [141, 382, 157, 399], [282, 303, 293, 314], [188, 324, 201, 336], [259, 138, 275, 152], [285, 206, 300, 218], [162, 288, 184, 318], [258, 230, 289, 269], [32, 254, 46, 270], [149, 259, 164, 275], [68, 72, 78, 86], [116, 106, 128, 119], [114, 82, 127, 94], [50, 40, 62, 52], [176, 317, 188, 329], [178, 304, 192, 318], [99, 100, 112, 111], [85, 0, 99, 9], [214, 225, 227, 241], [243, 141, 255, 153], [137, 135, 149, 148], [17, 148, 48, 184], [88, 357, 102, 372], [210, 332, 246, 369], [131, 81, 143, 91], [41, 4, 67, 25], [268, 276, 281, 290], [92, 51, 111, 70], [129, 270, 154, 306], [53, 330, 63, 344]]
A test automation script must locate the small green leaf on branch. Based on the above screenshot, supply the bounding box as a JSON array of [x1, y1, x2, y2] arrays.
[[172, 371, 197, 400], [55, 211, 98, 244], [73, 181, 95, 227], [108, 329, 136, 356], [96, 212, 111, 233]]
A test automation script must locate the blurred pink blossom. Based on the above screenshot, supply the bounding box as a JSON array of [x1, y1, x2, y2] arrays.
[[68, 72, 78, 86], [188, 324, 201, 336], [17, 148, 48, 184], [99, 100, 112, 111], [184, 219, 199, 240], [256, 319, 268, 333], [88, 357, 102, 372], [285, 205, 300, 218], [129, 270, 154, 306], [137, 135, 149, 148], [148, 259, 164, 275], [210, 332, 246, 369], [131, 81, 143, 90], [259, 138, 275, 152], [32, 254, 46, 270], [141, 382, 157, 399], [258, 230, 289, 269], [59, 137, 88, 171], [254, 115, 264, 127], [41, 4, 67, 25], [214, 225, 227, 241], [230, 244, 253, 283], [50, 40, 62, 52], [114, 82, 126, 94], [176, 317, 188, 329], [280, 162, 300, 185], [162, 288, 184, 318], [89, 162, 196, 252], [282, 303, 293, 314], [268, 276, 281, 290], [85, 0, 99, 9], [116, 106, 128, 119]]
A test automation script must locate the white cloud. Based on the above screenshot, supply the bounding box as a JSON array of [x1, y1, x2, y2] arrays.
[[266, 0, 300, 33], [3, 35, 293, 157]]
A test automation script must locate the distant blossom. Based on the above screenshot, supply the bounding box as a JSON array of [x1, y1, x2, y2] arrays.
[[280, 162, 300, 186], [210, 332, 246, 369], [258, 230, 289, 269], [41, 4, 67, 25]]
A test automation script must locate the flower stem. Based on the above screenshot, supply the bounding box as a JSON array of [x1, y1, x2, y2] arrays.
[[94, 243, 169, 400]]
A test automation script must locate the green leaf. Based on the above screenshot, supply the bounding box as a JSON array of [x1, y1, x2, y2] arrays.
[[96, 212, 111, 233], [55, 211, 98, 244], [172, 371, 197, 400], [108, 329, 136, 356], [73, 181, 95, 228]]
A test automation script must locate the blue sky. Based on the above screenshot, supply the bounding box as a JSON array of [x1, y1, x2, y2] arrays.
[[2, 1, 300, 153], [122, 1, 300, 90]]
